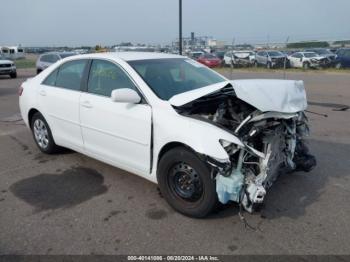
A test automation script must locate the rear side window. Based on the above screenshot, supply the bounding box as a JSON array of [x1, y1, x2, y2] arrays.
[[42, 68, 59, 86], [87, 60, 136, 97], [55, 60, 87, 91]]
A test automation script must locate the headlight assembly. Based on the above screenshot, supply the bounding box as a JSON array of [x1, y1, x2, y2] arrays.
[[219, 139, 239, 155]]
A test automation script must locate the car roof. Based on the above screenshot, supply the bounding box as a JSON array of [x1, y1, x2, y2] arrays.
[[64, 52, 184, 62]]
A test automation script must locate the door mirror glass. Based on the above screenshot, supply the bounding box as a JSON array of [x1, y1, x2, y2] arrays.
[[111, 88, 141, 104]]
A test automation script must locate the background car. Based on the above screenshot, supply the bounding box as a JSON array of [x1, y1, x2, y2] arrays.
[[212, 50, 226, 60], [288, 51, 328, 69], [0, 54, 17, 78], [197, 53, 222, 68], [188, 51, 204, 60], [36, 51, 76, 74], [254, 50, 286, 68], [334, 48, 350, 68], [223, 50, 255, 67], [304, 48, 336, 66]]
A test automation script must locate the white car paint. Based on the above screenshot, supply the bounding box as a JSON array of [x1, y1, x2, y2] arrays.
[[0, 56, 16, 76], [170, 79, 307, 113], [288, 52, 326, 68], [19, 52, 308, 186], [223, 51, 255, 66]]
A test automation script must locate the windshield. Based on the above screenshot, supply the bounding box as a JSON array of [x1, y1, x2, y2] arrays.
[[128, 58, 226, 100], [59, 53, 76, 59], [267, 51, 283, 57], [304, 52, 318, 58], [314, 49, 332, 55], [202, 54, 217, 59]]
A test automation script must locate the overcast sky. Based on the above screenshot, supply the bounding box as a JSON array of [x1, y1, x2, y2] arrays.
[[1, 0, 349, 46]]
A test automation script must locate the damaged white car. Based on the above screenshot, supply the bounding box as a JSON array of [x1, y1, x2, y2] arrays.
[[19, 52, 316, 218]]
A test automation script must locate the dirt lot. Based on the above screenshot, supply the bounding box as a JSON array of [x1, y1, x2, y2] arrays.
[[0, 69, 349, 255]]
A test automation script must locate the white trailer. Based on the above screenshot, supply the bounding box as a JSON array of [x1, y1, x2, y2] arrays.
[[1, 46, 25, 60]]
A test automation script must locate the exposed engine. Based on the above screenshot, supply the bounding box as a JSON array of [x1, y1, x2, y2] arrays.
[[175, 85, 316, 212]]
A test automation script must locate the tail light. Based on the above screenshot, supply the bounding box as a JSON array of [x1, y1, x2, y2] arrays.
[[18, 85, 24, 96]]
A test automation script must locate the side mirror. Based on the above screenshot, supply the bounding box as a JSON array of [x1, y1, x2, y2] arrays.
[[111, 88, 141, 104]]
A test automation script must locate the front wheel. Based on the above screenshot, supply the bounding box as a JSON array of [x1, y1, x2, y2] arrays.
[[10, 72, 17, 78], [31, 112, 60, 154], [303, 62, 310, 70], [157, 147, 218, 218]]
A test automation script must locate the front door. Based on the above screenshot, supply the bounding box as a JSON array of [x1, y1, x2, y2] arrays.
[[79, 59, 152, 174]]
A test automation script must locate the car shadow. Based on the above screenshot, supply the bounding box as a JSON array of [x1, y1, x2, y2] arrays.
[[207, 138, 350, 220]]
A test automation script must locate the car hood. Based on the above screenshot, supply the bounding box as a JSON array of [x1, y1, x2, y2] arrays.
[[169, 79, 307, 113], [0, 59, 13, 64]]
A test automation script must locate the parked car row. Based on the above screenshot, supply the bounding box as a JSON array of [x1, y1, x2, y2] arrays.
[[32, 48, 350, 75], [213, 48, 350, 69]]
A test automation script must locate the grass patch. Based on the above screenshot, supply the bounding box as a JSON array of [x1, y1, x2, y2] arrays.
[[14, 59, 36, 69]]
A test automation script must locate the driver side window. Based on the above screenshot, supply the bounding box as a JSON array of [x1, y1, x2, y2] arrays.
[[88, 60, 136, 97]]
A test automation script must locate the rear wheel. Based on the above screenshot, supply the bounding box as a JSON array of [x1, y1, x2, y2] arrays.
[[157, 147, 218, 218], [335, 62, 342, 69], [266, 62, 272, 69], [31, 112, 59, 154]]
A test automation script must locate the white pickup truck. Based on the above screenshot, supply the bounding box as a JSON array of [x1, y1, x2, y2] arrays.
[[0, 54, 17, 78]]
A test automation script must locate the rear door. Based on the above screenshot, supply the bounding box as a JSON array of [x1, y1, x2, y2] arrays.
[[79, 59, 152, 174], [38, 59, 88, 150]]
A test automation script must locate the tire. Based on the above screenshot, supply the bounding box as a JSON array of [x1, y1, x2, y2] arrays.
[[266, 62, 272, 69], [303, 62, 310, 70], [157, 147, 218, 218], [335, 62, 342, 69], [36, 69, 42, 74], [10, 72, 17, 78], [30, 112, 59, 154], [254, 61, 258, 68]]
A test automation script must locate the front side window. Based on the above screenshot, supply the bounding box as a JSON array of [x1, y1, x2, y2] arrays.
[[55, 60, 87, 91], [88, 60, 136, 97], [128, 58, 226, 100]]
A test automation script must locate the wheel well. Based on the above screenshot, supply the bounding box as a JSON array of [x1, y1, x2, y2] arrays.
[[157, 142, 195, 167], [28, 108, 39, 128]]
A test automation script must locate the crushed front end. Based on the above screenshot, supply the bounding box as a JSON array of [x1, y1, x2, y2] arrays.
[[175, 81, 317, 212]]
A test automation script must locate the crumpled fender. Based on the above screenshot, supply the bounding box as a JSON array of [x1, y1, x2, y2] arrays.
[[151, 108, 244, 179]]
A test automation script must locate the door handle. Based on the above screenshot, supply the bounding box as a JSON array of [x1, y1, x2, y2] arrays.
[[81, 101, 93, 108], [39, 90, 46, 96]]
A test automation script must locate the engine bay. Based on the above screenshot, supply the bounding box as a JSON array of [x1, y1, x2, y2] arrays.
[[175, 85, 317, 212]]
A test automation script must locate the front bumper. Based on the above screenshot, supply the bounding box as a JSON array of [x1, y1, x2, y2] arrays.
[[215, 111, 316, 212], [0, 67, 16, 75]]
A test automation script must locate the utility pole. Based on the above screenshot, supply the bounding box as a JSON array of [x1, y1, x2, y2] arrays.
[[179, 0, 183, 55], [283, 36, 290, 79]]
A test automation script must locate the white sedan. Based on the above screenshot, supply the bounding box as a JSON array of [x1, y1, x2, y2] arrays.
[[19, 52, 316, 217]]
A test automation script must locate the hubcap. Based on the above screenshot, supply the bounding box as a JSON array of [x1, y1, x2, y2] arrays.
[[33, 119, 49, 149], [169, 162, 203, 202]]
